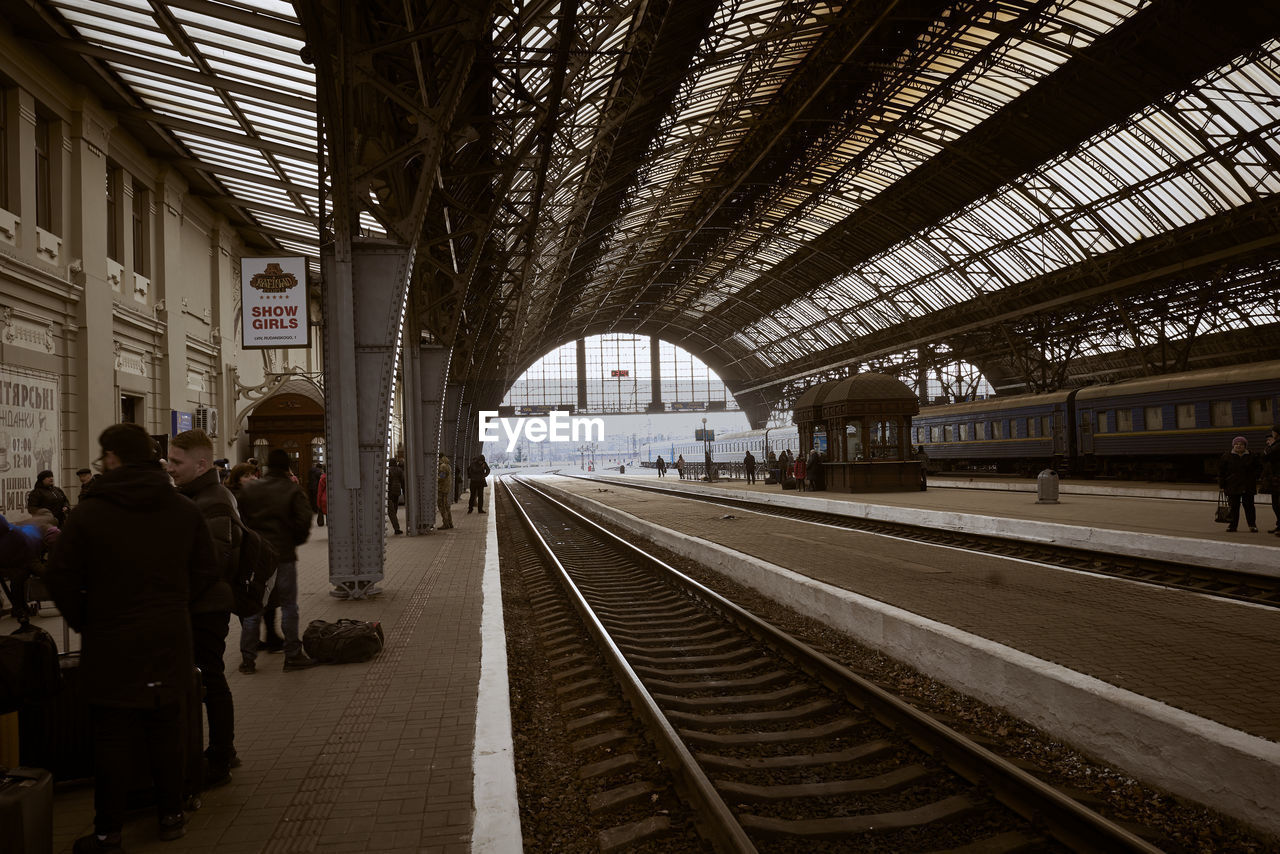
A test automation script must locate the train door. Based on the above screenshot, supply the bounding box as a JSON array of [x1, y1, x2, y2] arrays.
[[1077, 407, 1094, 455], [1053, 408, 1068, 456]]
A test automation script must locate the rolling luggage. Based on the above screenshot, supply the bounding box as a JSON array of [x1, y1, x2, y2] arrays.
[[18, 622, 92, 782], [0, 766, 54, 854]]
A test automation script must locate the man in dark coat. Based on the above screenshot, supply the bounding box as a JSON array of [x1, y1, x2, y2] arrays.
[[467, 454, 491, 514], [236, 449, 317, 672], [386, 458, 405, 534], [76, 467, 101, 502], [307, 462, 325, 526], [743, 450, 756, 485], [44, 423, 220, 852], [1218, 435, 1261, 532], [27, 469, 70, 526], [167, 428, 241, 787]]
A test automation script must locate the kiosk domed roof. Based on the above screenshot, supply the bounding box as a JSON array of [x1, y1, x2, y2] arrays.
[[795, 373, 919, 413]]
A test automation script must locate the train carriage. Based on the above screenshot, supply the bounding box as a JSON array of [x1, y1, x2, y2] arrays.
[[912, 390, 1075, 475]]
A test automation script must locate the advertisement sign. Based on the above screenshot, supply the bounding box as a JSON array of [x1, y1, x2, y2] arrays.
[[241, 256, 310, 349], [610, 369, 629, 377], [171, 410, 193, 436], [0, 366, 61, 517]]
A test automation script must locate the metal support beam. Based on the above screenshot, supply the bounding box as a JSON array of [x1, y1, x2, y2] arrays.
[[323, 238, 415, 599], [406, 342, 450, 533]]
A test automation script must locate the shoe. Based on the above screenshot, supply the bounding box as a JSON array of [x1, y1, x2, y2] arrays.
[[467, 507, 473, 514], [229, 753, 242, 769], [264, 638, 285, 653], [204, 762, 232, 789], [238, 660, 255, 674], [393, 529, 402, 535], [256, 640, 269, 651], [158, 812, 187, 841], [284, 653, 320, 671], [73, 833, 123, 853], [1268, 527, 1278, 533], [479, 509, 486, 514], [1249, 527, 1258, 532], [1226, 528, 1237, 532]]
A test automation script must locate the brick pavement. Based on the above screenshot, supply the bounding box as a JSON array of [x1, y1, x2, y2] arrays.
[[34, 502, 500, 854]]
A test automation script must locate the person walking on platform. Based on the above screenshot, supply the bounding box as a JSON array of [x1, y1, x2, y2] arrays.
[[467, 454, 491, 514], [317, 467, 328, 525], [656, 455, 666, 478], [675, 454, 685, 479], [166, 428, 241, 788], [1261, 425, 1280, 535], [436, 453, 454, 530], [792, 452, 806, 492], [44, 423, 220, 852], [308, 463, 325, 527], [744, 450, 756, 485], [27, 470, 70, 527], [236, 449, 318, 673], [387, 458, 405, 535], [1219, 436, 1260, 533]]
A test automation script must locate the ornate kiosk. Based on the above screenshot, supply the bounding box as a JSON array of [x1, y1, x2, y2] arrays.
[[794, 373, 922, 492]]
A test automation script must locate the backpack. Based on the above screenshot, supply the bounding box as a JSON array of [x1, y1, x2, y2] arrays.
[[302, 619, 385, 664], [208, 506, 279, 617]]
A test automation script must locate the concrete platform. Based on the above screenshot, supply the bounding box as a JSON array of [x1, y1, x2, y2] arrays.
[[543, 473, 1280, 837], [23, 499, 519, 854]]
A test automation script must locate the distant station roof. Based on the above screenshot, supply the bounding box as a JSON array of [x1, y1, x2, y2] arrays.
[[17, 1, 1280, 414]]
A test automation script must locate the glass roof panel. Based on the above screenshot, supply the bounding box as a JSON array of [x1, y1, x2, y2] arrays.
[[48, 0, 321, 256]]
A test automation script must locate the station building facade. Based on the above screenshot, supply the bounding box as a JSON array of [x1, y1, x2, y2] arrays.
[[0, 25, 321, 516]]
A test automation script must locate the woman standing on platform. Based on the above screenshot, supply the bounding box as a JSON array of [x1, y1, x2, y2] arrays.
[[1261, 426, 1280, 535], [1218, 436, 1260, 533]]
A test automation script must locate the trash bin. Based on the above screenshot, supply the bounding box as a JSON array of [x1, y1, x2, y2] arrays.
[[1036, 469, 1060, 504]]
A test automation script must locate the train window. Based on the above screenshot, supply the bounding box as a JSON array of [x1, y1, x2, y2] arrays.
[[991, 420, 1003, 439], [958, 423, 969, 441], [974, 421, 986, 440], [1210, 401, 1233, 427], [1248, 398, 1272, 426], [1096, 411, 1108, 433], [1176, 403, 1195, 429], [1144, 406, 1163, 430], [1026, 417, 1037, 438], [943, 424, 954, 442], [1041, 415, 1052, 437], [1116, 409, 1133, 432], [846, 422, 863, 460]]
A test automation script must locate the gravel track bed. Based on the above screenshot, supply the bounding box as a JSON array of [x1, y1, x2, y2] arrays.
[[630, 531, 1278, 854]]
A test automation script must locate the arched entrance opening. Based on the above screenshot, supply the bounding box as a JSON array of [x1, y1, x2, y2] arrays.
[[246, 379, 326, 485]]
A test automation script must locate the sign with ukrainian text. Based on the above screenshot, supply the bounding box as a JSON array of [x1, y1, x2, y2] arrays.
[[241, 256, 310, 349], [0, 365, 60, 518]]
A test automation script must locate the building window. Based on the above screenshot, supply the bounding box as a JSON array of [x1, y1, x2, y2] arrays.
[[1116, 409, 1133, 432], [132, 180, 150, 276], [1176, 403, 1196, 429], [1248, 398, 1272, 426], [1144, 406, 1163, 430], [106, 167, 121, 261], [0, 93, 8, 211], [35, 113, 52, 231], [1209, 401, 1233, 427]]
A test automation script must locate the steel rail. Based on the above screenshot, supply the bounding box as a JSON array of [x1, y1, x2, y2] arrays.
[[513, 474, 1166, 853], [500, 477, 759, 854]]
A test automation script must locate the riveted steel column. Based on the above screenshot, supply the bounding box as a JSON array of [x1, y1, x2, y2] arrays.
[[409, 342, 449, 532], [323, 238, 413, 598]]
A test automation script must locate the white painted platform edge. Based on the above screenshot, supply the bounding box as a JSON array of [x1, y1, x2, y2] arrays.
[[471, 507, 523, 852], [552, 482, 1280, 839], [599, 476, 1280, 579]]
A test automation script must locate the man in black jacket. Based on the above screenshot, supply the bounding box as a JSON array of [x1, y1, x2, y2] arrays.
[[386, 458, 405, 534], [236, 449, 318, 672], [167, 428, 241, 786], [1219, 436, 1261, 533], [45, 423, 220, 853], [467, 454, 490, 514]]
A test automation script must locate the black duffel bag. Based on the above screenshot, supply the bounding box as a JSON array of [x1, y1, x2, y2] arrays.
[[303, 619, 385, 664]]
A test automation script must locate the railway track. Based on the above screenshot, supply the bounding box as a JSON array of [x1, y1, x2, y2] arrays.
[[567, 475, 1280, 609], [502, 475, 1166, 853]]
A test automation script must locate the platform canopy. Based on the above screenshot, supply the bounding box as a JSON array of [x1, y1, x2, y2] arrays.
[[17, 0, 1280, 421]]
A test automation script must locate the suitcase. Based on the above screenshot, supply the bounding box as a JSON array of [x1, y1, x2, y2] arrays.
[[0, 766, 54, 854], [18, 622, 93, 782]]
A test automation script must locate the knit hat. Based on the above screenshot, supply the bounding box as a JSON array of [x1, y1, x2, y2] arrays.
[[76, 467, 91, 476], [99, 422, 158, 465], [36, 469, 53, 482], [266, 449, 292, 472], [1233, 436, 1248, 445]]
